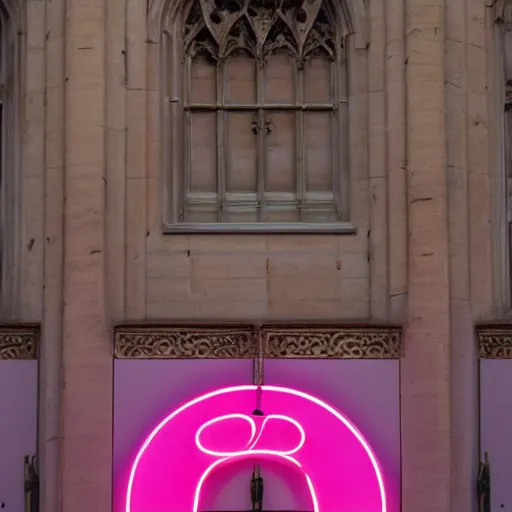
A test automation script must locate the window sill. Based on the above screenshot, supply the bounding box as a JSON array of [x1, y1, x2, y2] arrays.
[[162, 222, 357, 234]]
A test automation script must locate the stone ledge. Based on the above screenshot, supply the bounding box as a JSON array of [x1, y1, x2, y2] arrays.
[[0, 324, 39, 360], [114, 324, 401, 359], [477, 325, 512, 359]]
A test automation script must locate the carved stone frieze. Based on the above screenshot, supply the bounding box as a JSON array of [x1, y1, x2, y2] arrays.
[[477, 326, 512, 358], [115, 324, 401, 359], [115, 325, 256, 359], [0, 325, 39, 359], [263, 325, 401, 359]]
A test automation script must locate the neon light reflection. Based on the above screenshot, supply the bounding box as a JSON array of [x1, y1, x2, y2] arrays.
[[126, 385, 387, 512]]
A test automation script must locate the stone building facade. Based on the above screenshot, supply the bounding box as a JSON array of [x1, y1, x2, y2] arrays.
[[1, 0, 512, 511]]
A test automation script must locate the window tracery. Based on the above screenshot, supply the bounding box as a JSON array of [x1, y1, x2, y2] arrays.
[[163, 0, 353, 229], [182, 0, 338, 67]]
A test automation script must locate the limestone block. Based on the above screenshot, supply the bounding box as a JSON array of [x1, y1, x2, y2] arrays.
[[191, 277, 267, 301], [266, 235, 338, 254], [147, 298, 268, 320], [190, 255, 267, 280], [267, 254, 341, 280], [189, 235, 267, 254], [268, 277, 340, 301], [147, 252, 191, 280], [338, 253, 369, 279]]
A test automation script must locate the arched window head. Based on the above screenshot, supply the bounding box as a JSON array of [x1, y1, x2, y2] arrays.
[[162, 0, 355, 232]]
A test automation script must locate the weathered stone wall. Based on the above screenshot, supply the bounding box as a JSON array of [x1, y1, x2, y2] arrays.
[[10, 0, 507, 511]]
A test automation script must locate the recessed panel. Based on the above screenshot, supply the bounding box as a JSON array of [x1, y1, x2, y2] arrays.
[[226, 113, 258, 193], [189, 112, 217, 193], [0, 361, 38, 512], [265, 112, 296, 193], [265, 359, 401, 512], [114, 359, 399, 512], [480, 359, 512, 510]]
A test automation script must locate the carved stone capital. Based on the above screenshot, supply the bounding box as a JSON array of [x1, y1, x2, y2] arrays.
[[115, 325, 255, 359], [0, 325, 39, 359], [263, 325, 401, 359], [477, 325, 512, 358], [115, 324, 401, 359]]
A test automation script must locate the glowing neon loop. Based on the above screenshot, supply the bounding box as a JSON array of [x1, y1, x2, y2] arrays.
[[194, 414, 312, 512], [125, 385, 387, 512], [195, 413, 306, 456]]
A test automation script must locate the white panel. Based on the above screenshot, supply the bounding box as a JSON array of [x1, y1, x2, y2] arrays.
[[265, 359, 401, 512], [114, 359, 253, 512], [480, 359, 512, 510], [114, 359, 400, 512], [0, 361, 38, 512]]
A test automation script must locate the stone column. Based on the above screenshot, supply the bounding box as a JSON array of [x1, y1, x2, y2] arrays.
[[446, 0, 480, 509], [40, 0, 66, 509], [402, 2, 451, 512], [61, 0, 112, 510]]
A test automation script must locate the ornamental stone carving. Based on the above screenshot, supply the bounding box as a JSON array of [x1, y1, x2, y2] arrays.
[[478, 326, 512, 359], [263, 325, 401, 358], [115, 325, 255, 358], [0, 325, 39, 359], [114, 324, 401, 359]]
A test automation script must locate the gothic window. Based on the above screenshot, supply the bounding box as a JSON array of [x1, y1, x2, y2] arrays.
[[504, 5, 512, 305], [0, 1, 20, 316], [164, 0, 351, 230]]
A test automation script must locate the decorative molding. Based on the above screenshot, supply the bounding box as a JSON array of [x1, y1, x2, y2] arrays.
[[0, 325, 39, 359], [477, 325, 512, 358], [263, 325, 401, 359], [114, 324, 401, 359], [114, 325, 256, 359]]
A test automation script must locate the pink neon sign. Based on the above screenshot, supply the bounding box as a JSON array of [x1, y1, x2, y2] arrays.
[[126, 385, 386, 512]]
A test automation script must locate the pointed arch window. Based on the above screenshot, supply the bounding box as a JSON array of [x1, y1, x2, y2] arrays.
[[163, 0, 355, 231]]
